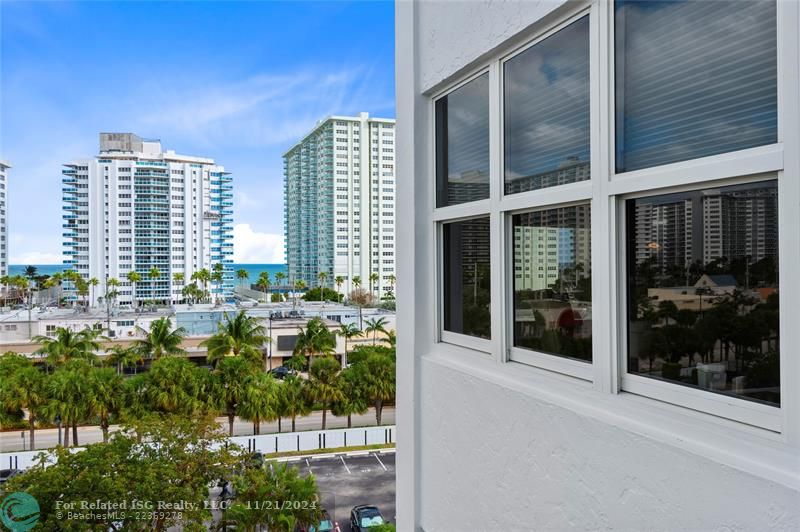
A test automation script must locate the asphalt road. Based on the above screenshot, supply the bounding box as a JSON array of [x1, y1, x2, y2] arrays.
[[0, 407, 395, 453], [295, 451, 397, 532]]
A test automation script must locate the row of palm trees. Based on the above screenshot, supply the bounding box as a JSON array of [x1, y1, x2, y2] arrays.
[[239, 269, 397, 305], [1, 311, 396, 449]]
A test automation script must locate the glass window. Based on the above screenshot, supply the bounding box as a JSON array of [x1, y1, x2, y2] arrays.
[[615, 0, 777, 173], [436, 74, 490, 207], [513, 204, 592, 361], [443, 217, 491, 339], [626, 180, 779, 406], [504, 16, 590, 194]]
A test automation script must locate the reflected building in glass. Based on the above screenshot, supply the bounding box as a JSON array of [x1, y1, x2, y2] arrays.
[[627, 181, 780, 406]]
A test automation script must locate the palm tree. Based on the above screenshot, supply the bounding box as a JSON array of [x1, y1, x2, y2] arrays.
[[279, 375, 310, 432], [275, 271, 286, 290], [257, 271, 271, 303], [293, 317, 336, 363], [86, 366, 123, 443], [200, 310, 269, 369], [88, 277, 99, 307], [364, 317, 389, 345], [332, 365, 368, 428], [384, 329, 397, 348], [182, 282, 202, 305], [192, 269, 211, 301], [387, 274, 396, 296], [239, 372, 279, 435], [338, 322, 362, 363], [127, 271, 142, 309], [334, 275, 344, 303], [293, 279, 306, 308], [33, 327, 101, 370], [212, 263, 224, 304], [369, 272, 380, 299], [317, 271, 328, 293], [2, 364, 47, 450], [148, 267, 160, 305], [214, 356, 255, 436], [132, 317, 187, 359], [24, 265, 38, 280], [48, 360, 91, 446], [105, 345, 143, 375], [352, 276, 361, 291], [362, 352, 396, 426], [145, 356, 207, 416], [236, 268, 249, 290], [306, 357, 343, 430]]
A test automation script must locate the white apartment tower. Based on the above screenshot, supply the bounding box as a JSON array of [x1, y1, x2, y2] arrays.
[[0, 161, 9, 277], [62, 133, 234, 307], [284, 113, 396, 298]]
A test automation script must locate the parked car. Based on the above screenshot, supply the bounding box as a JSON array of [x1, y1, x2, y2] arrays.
[[350, 505, 385, 531], [269, 366, 296, 379], [295, 509, 340, 532]]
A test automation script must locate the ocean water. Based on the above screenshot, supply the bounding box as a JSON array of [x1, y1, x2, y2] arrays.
[[8, 263, 287, 284]]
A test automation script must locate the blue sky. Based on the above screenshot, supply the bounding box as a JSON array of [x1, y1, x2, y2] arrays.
[[0, 1, 395, 264]]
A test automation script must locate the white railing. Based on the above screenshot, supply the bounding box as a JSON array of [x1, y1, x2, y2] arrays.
[[0, 425, 396, 472]]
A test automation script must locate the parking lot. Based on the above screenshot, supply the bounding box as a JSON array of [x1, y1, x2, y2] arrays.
[[286, 450, 396, 531]]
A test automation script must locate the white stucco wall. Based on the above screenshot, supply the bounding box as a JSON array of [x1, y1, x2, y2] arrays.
[[419, 358, 799, 531], [396, 0, 800, 530]]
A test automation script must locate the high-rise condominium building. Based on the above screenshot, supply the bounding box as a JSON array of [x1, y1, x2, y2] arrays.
[[0, 161, 9, 277], [284, 113, 396, 298], [62, 133, 233, 307]]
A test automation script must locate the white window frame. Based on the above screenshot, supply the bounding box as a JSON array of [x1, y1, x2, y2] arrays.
[[426, 0, 799, 436]]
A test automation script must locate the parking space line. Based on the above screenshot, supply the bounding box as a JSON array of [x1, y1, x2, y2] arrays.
[[340, 455, 351, 474], [374, 453, 387, 471]]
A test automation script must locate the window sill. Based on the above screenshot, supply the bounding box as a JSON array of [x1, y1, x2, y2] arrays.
[[420, 345, 799, 491]]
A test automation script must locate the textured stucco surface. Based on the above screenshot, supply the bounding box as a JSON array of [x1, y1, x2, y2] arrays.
[[419, 358, 800, 531], [417, 0, 564, 91]]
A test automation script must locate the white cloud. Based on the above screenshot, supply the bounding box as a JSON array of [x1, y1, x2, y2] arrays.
[[10, 251, 62, 265], [233, 224, 285, 264]]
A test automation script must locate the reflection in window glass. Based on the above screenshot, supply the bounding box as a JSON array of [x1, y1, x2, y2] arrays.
[[626, 181, 779, 406], [513, 205, 592, 361], [435, 74, 490, 207], [443, 217, 491, 339], [615, 0, 777, 173], [505, 16, 590, 194]]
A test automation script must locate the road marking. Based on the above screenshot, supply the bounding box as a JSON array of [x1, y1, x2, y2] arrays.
[[374, 453, 387, 471], [340, 455, 351, 474]]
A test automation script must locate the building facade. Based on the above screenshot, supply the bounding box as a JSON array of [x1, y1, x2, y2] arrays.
[[0, 161, 9, 277], [397, 0, 799, 530], [284, 113, 396, 299], [62, 133, 233, 307]]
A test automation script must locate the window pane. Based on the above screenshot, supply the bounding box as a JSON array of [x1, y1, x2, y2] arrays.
[[504, 16, 590, 194], [436, 74, 490, 207], [615, 0, 777, 173], [513, 204, 592, 361], [443, 217, 491, 339], [626, 181, 779, 406]]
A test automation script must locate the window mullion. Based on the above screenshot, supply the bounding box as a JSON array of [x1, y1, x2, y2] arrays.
[[592, 0, 616, 392], [489, 60, 505, 365], [777, 0, 800, 445]]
